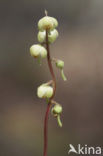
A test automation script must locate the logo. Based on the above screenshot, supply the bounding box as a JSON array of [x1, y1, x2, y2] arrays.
[[68, 144, 102, 155]]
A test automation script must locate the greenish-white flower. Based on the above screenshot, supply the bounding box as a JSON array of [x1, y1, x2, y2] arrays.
[[30, 44, 47, 58], [37, 29, 58, 43], [37, 85, 53, 98], [56, 60, 64, 69], [38, 16, 58, 31], [48, 29, 58, 43], [52, 104, 62, 115], [37, 31, 46, 43]]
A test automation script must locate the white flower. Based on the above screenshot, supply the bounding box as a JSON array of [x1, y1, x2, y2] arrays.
[[38, 16, 58, 31], [37, 85, 53, 98], [37, 31, 46, 43], [30, 44, 47, 58], [48, 29, 58, 43]]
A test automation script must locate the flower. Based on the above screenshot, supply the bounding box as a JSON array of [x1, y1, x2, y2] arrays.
[[38, 16, 58, 31], [37, 29, 58, 43], [48, 29, 58, 43], [30, 44, 47, 58], [52, 104, 63, 127], [52, 104, 62, 116], [56, 60, 64, 69], [37, 84, 53, 98], [37, 31, 46, 43]]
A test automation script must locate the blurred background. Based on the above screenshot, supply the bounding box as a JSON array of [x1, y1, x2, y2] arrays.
[[0, 0, 103, 155]]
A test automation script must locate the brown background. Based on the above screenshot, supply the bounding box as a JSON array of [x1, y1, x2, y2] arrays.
[[0, 0, 103, 156]]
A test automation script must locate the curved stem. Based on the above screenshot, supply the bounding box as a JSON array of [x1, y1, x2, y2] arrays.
[[43, 29, 56, 156]]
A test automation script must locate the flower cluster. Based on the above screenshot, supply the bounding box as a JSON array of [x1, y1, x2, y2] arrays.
[[30, 12, 67, 127]]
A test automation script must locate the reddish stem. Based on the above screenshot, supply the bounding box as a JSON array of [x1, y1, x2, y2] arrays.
[[43, 101, 51, 156], [43, 29, 56, 156]]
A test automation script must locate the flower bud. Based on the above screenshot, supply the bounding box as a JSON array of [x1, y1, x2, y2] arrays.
[[38, 16, 58, 31], [48, 29, 59, 43], [30, 44, 47, 58], [37, 31, 46, 43], [56, 60, 64, 69], [52, 104, 63, 127], [37, 85, 53, 99], [52, 104, 62, 116]]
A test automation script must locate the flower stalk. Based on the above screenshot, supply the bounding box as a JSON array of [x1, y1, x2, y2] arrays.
[[29, 11, 67, 156], [43, 29, 56, 156]]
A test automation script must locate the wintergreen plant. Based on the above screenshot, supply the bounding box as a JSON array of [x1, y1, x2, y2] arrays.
[[30, 10, 67, 156]]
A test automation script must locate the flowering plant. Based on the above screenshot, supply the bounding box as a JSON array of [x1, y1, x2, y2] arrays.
[[30, 10, 67, 156]]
